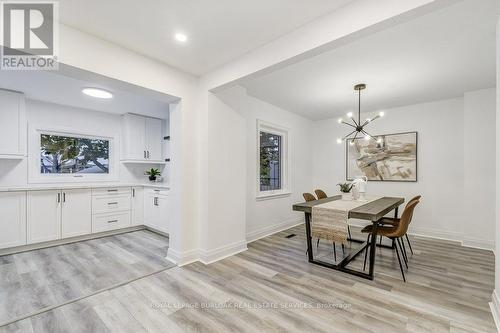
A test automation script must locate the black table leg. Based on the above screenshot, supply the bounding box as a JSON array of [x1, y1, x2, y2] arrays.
[[392, 206, 399, 249], [368, 220, 379, 279], [304, 213, 313, 262]]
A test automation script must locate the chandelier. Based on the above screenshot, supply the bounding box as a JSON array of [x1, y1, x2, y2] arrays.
[[336, 84, 384, 145]]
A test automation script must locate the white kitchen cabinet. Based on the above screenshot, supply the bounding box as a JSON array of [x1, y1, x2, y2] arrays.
[[131, 187, 144, 226], [146, 117, 163, 161], [61, 189, 91, 238], [0, 89, 26, 158], [0, 192, 26, 249], [144, 189, 169, 234], [121, 114, 164, 162], [27, 190, 61, 244], [122, 114, 146, 160]]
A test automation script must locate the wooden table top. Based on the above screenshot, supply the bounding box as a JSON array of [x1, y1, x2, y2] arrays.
[[292, 196, 405, 221]]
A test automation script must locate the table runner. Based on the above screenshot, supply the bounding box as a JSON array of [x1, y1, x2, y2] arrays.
[[311, 196, 381, 244]]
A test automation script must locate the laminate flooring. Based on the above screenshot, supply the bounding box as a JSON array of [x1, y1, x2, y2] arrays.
[[0, 230, 174, 326], [0, 225, 495, 332]]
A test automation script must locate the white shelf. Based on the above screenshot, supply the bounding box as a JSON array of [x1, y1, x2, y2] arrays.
[[0, 154, 26, 160], [121, 160, 166, 165]]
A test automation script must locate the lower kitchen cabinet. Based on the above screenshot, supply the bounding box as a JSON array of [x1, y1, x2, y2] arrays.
[[27, 190, 62, 244], [0, 192, 26, 249], [144, 189, 169, 234], [61, 189, 92, 238], [131, 187, 144, 226]]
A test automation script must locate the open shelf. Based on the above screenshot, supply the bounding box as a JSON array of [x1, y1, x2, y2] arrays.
[[0, 154, 26, 160], [121, 160, 167, 165]]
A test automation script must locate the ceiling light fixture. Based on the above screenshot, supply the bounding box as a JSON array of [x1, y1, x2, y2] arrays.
[[336, 84, 384, 144], [174, 32, 188, 43], [82, 87, 113, 99]]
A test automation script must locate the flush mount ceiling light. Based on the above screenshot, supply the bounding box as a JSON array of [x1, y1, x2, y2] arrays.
[[82, 87, 113, 99], [174, 32, 188, 43], [337, 84, 384, 145]]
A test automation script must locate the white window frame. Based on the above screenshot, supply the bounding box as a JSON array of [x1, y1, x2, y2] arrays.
[[28, 125, 119, 183], [256, 120, 291, 200]]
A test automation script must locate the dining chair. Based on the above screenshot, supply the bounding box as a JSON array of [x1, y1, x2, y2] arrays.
[[378, 195, 421, 255], [361, 200, 420, 282], [314, 189, 327, 199]]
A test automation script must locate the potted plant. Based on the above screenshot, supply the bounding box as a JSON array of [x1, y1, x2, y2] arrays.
[[337, 182, 353, 200], [146, 168, 161, 182]]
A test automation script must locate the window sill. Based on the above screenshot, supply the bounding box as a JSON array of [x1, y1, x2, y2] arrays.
[[256, 191, 292, 201]]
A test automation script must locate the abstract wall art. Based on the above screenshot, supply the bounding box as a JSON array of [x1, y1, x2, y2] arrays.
[[346, 131, 418, 182]]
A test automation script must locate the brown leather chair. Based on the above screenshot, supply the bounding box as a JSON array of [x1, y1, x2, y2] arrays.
[[314, 189, 328, 200], [378, 195, 421, 254], [303, 193, 316, 202], [362, 200, 420, 282]]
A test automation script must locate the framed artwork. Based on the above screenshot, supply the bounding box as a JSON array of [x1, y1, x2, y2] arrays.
[[346, 131, 418, 182]]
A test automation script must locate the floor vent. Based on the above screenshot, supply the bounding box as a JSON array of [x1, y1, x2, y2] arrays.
[[285, 234, 297, 239]]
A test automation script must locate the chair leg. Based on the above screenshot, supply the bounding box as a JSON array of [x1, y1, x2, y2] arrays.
[[379, 235, 383, 246], [341, 244, 345, 255], [394, 238, 406, 282], [317, 238, 320, 247], [405, 234, 414, 255], [400, 237, 409, 265], [348, 226, 352, 240], [363, 234, 370, 271], [397, 238, 408, 269], [333, 242, 336, 261]]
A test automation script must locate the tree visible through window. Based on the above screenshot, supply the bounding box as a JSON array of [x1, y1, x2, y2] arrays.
[[260, 131, 281, 191], [40, 134, 109, 174]]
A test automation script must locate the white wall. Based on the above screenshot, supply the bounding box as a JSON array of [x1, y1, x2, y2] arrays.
[[313, 91, 495, 249], [216, 86, 314, 242], [463, 89, 496, 249]]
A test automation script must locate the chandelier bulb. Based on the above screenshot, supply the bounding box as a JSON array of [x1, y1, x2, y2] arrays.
[[347, 112, 353, 118], [337, 118, 342, 124], [364, 134, 370, 141], [379, 111, 385, 117], [336, 138, 342, 144]]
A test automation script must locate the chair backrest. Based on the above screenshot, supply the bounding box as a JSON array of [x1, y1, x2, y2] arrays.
[[406, 195, 421, 222], [303, 193, 316, 202], [314, 189, 328, 200], [392, 200, 419, 237]]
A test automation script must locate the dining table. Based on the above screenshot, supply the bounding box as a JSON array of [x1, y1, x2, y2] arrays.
[[292, 195, 405, 280]]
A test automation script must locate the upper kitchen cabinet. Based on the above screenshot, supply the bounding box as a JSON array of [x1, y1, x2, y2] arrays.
[[121, 114, 165, 163], [0, 89, 26, 158]]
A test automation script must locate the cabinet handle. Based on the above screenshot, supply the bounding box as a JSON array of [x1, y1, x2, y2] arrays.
[[147, 151, 150, 159], [57, 193, 60, 203], [144, 150, 146, 158], [107, 189, 118, 192], [107, 220, 118, 223], [108, 202, 118, 205], [63, 193, 66, 203], [132, 188, 135, 197]]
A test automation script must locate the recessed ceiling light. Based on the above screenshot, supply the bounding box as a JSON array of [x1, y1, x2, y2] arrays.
[[82, 87, 113, 99], [174, 33, 188, 43]]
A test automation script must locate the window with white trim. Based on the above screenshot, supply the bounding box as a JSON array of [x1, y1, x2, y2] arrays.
[[257, 120, 290, 198]]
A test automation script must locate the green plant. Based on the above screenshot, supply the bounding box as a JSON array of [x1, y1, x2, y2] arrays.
[[337, 182, 353, 193], [146, 168, 161, 177]]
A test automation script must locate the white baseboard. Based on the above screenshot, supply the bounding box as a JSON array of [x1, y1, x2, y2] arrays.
[[490, 290, 500, 332], [246, 218, 303, 243], [462, 237, 495, 251], [166, 247, 200, 267], [199, 239, 248, 265]]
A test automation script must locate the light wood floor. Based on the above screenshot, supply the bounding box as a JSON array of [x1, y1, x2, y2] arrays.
[[0, 230, 175, 327], [0, 225, 496, 332]]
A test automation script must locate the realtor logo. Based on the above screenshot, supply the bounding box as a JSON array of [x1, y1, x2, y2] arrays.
[[1, 1, 59, 70]]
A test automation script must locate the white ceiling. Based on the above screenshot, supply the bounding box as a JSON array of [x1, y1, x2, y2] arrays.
[[58, 0, 352, 76], [0, 68, 174, 119], [240, 0, 499, 121]]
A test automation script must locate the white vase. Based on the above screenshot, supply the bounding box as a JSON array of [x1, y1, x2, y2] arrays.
[[341, 192, 352, 200]]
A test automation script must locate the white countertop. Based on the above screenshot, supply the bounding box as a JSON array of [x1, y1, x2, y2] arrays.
[[0, 182, 170, 192]]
